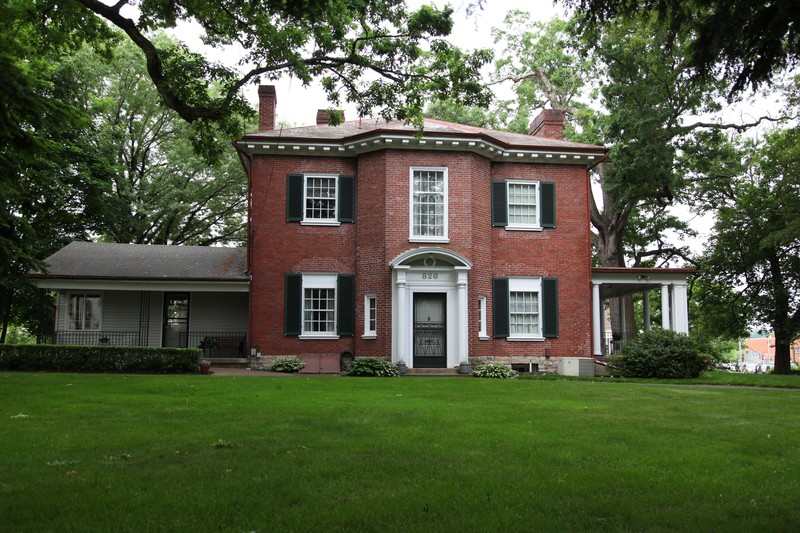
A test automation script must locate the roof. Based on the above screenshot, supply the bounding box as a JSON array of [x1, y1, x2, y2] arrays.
[[238, 117, 607, 165], [29, 242, 248, 282]]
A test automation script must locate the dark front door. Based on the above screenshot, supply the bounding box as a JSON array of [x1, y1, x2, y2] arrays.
[[163, 293, 189, 348], [413, 293, 446, 368]]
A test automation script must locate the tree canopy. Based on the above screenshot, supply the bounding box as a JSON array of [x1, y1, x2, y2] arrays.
[[561, 0, 800, 93]]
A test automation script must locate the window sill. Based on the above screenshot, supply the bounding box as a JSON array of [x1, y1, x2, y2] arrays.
[[301, 220, 341, 227], [507, 336, 545, 342], [299, 334, 340, 340], [409, 237, 449, 243], [505, 225, 542, 232], [478, 335, 491, 341], [362, 334, 377, 340]]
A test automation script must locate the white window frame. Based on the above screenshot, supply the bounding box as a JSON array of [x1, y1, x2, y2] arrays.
[[507, 278, 543, 341], [409, 166, 448, 242], [67, 292, 103, 331], [302, 173, 340, 226], [506, 180, 541, 231], [300, 273, 338, 339], [363, 294, 377, 339], [478, 296, 488, 339]]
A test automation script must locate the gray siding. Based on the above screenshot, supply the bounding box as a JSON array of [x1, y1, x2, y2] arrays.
[[190, 292, 248, 332]]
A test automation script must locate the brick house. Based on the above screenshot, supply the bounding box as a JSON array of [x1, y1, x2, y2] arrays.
[[32, 85, 693, 374]]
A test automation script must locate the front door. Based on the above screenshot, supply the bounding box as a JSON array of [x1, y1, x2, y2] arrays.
[[413, 293, 446, 368], [163, 293, 189, 348]]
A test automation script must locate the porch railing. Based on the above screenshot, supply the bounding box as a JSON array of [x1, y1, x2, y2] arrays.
[[53, 330, 145, 346], [602, 332, 638, 356], [51, 330, 248, 358]]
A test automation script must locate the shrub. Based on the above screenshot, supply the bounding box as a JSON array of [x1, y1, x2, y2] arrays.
[[269, 356, 305, 373], [0, 344, 200, 374], [345, 357, 399, 377], [473, 363, 518, 379], [607, 329, 710, 379]]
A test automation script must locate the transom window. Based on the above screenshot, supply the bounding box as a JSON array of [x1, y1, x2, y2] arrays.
[[305, 175, 337, 222], [410, 167, 448, 241], [68, 293, 102, 330], [507, 182, 539, 228]]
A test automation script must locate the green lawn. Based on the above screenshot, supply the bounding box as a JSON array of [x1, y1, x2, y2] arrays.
[[1, 372, 799, 532]]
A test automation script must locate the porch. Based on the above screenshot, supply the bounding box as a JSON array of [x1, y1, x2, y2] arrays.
[[592, 267, 696, 357]]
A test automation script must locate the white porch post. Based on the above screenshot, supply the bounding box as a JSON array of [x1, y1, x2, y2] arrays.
[[592, 282, 602, 356], [395, 266, 411, 365], [671, 282, 689, 333], [642, 291, 651, 331], [455, 267, 469, 364], [661, 284, 671, 330]]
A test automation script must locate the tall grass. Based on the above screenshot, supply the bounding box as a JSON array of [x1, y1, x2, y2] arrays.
[[1, 372, 798, 531]]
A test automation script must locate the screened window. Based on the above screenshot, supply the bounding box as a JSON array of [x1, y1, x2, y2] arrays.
[[410, 167, 447, 241], [507, 182, 539, 228], [509, 291, 540, 337], [304, 287, 336, 333], [68, 293, 101, 330], [305, 175, 337, 221]]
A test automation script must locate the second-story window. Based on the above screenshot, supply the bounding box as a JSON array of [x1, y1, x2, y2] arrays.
[[286, 174, 356, 225], [305, 175, 337, 222], [410, 167, 448, 242]]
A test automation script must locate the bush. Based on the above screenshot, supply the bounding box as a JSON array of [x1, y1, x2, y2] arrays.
[[345, 357, 399, 377], [473, 363, 518, 379], [607, 329, 710, 379], [269, 356, 305, 373], [0, 344, 200, 374]]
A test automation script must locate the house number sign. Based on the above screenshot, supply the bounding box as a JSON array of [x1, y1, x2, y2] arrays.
[[421, 272, 439, 280]]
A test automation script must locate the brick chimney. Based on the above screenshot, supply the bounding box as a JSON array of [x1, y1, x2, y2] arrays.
[[316, 109, 344, 126], [258, 85, 277, 131], [528, 108, 564, 140]]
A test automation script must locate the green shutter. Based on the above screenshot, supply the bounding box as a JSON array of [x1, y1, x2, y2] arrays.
[[337, 175, 356, 223], [540, 182, 555, 228], [491, 181, 508, 227], [284, 274, 302, 335], [286, 174, 303, 222], [542, 278, 559, 338], [493, 278, 510, 338], [336, 274, 355, 336]]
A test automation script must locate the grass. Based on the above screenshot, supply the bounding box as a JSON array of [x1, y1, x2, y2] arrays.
[[1, 372, 799, 532]]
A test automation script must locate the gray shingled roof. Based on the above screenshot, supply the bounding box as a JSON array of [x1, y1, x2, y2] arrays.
[[243, 117, 604, 151], [30, 242, 248, 281]]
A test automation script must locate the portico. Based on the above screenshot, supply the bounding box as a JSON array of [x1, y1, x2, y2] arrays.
[[591, 267, 696, 356]]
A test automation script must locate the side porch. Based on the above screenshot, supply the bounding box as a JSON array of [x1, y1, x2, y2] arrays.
[[592, 267, 696, 357]]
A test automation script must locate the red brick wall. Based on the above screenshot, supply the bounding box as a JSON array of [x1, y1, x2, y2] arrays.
[[247, 149, 593, 363]]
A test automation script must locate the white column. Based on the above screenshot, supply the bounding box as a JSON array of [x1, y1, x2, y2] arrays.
[[592, 282, 602, 356], [642, 291, 651, 331], [455, 267, 469, 365], [672, 283, 689, 334], [661, 284, 671, 330], [395, 267, 410, 366]]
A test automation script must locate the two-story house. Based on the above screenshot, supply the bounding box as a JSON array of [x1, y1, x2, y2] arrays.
[[31, 85, 693, 374]]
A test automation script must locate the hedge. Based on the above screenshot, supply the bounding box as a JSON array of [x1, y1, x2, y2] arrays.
[[0, 344, 201, 374]]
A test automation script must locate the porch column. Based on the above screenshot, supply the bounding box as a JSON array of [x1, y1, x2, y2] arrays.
[[395, 267, 411, 365], [661, 284, 671, 330], [671, 282, 689, 334], [592, 282, 602, 356], [642, 291, 651, 331], [455, 267, 469, 364]]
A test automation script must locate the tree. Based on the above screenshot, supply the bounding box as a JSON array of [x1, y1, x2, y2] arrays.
[[79, 38, 248, 245], [70, 0, 492, 150], [697, 129, 800, 374], [0, 0, 117, 342], [561, 0, 800, 94]]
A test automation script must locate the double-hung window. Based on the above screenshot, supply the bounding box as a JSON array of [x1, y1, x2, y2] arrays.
[[493, 277, 558, 340], [284, 273, 355, 338], [492, 180, 555, 230], [286, 174, 356, 225], [68, 293, 102, 330], [364, 294, 377, 338], [410, 167, 448, 242]]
